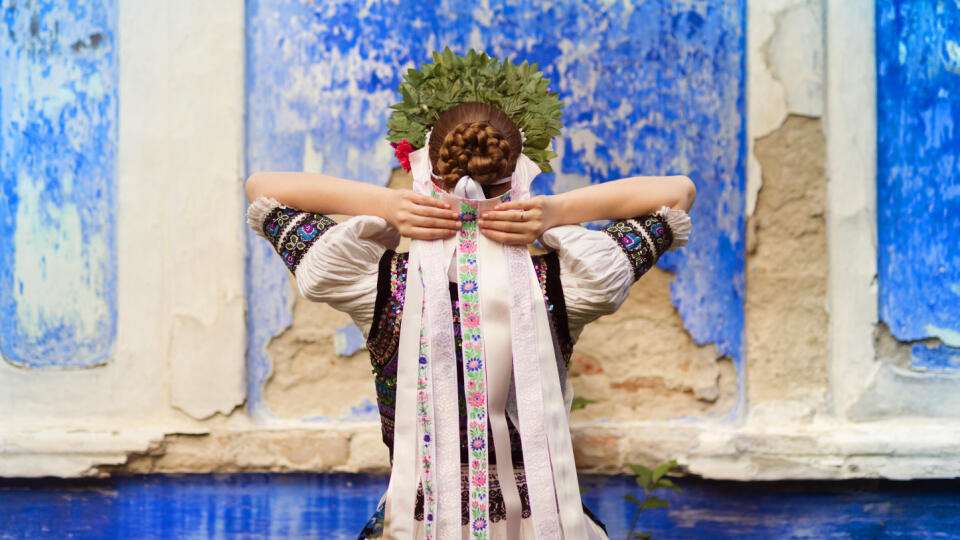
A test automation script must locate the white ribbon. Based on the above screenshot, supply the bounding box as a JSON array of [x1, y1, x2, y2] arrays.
[[385, 244, 424, 536], [452, 174, 511, 201], [413, 142, 462, 539], [386, 134, 590, 539]]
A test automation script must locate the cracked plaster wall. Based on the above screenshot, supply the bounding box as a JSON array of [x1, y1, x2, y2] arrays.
[[746, 116, 829, 409], [747, 0, 823, 215], [262, 281, 377, 420], [13, 0, 960, 482], [569, 269, 738, 422]]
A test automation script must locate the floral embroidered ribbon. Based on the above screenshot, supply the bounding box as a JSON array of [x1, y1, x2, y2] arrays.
[[454, 195, 493, 537]]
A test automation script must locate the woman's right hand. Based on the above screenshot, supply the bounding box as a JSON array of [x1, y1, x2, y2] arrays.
[[383, 190, 462, 240]]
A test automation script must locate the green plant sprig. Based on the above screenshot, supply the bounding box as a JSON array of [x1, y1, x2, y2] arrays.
[[622, 459, 682, 540], [386, 47, 564, 173]]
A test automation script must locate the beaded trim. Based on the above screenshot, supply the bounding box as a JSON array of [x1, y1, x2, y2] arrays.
[[601, 213, 674, 281]]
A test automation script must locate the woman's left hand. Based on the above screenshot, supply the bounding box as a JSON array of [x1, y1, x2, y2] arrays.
[[478, 195, 559, 245]]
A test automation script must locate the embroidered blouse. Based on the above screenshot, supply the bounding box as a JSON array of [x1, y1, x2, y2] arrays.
[[246, 196, 691, 537]]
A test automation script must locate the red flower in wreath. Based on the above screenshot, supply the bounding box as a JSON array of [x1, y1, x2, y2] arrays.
[[391, 139, 414, 172]]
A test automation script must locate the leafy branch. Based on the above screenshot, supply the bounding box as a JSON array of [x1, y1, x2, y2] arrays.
[[621, 460, 682, 540], [386, 47, 564, 173]]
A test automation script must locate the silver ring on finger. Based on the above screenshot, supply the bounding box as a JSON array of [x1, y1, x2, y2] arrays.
[[518, 210, 525, 222]]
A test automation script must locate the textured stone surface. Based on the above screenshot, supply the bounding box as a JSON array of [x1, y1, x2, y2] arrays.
[[570, 268, 737, 422], [263, 279, 378, 420], [747, 0, 824, 215], [109, 430, 355, 474], [746, 115, 829, 405]]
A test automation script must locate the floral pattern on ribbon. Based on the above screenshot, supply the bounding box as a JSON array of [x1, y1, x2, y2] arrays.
[[456, 198, 490, 539], [416, 315, 437, 538]]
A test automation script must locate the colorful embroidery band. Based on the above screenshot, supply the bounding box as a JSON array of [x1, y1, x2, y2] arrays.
[[601, 214, 673, 280], [416, 309, 437, 538], [457, 199, 491, 538], [261, 206, 298, 250], [261, 207, 337, 273]]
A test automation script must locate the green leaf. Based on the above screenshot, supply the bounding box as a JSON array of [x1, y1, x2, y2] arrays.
[[384, 48, 564, 173], [628, 464, 653, 489], [632, 533, 651, 539], [651, 477, 682, 493], [621, 494, 641, 507], [640, 496, 670, 511], [570, 397, 596, 411], [652, 460, 677, 484]]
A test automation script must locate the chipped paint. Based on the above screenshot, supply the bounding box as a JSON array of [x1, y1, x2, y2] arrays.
[[911, 343, 960, 373], [334, 323, 366, 357], [746, 0, 823, 216], [246, 0, 746, 421], [877, 0, 960, 367], [0, 1, 117, 368]]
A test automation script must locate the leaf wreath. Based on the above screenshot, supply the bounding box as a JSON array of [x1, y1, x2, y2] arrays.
[[386, 47, 564, 173]]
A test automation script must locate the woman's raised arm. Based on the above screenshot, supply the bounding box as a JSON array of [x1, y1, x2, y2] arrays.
[[245, 172, 462, 240], [478, 175, 696, 245]]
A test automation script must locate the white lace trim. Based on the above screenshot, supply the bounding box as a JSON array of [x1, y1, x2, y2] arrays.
[[245, 196, 281, 239], [656, 205, 691, 251]]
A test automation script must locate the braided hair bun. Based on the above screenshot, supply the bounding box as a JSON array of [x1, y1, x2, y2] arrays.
[[429, 102, 523, 191]]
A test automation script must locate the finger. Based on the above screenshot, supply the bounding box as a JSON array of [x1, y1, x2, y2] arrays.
[[406, 226, 458, 240], [478, 219, 537, 233], [478, 209, 539, 222], [479, 229, 532, 245], [409, 204, 461, 220], [492, 199, 535, 211], [406, 192, 452, 209], [409, 214, 461, 230]]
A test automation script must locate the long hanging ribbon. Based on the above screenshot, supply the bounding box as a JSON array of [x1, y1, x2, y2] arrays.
[[453, 195, 493, 535], [477, 232, 524, 538], [413, 142, 462, 539], [385, 244, 425, 537]]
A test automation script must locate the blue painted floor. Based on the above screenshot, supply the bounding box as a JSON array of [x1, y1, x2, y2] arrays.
[[1, 474, 958, 539]]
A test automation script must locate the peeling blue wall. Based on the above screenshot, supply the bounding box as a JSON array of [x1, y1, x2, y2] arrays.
[[0, 1, 117, 368], [877, 1, 960, 363], [245, 0, 745, 420]]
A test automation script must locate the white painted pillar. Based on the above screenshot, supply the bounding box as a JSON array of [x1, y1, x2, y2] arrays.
[[824, 0, 878, 417]]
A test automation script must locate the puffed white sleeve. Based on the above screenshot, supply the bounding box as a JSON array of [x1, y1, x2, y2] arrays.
[[540, 205, 691, 341], [246, 196, 401, 337]]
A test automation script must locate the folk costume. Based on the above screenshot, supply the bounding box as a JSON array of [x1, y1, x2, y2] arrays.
[[246, 50, 691, 540]]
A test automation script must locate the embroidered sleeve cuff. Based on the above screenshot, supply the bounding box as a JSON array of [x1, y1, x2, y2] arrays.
[[600, 207, 690, 281], [246, 196, 337, 273], [656, 205, 691, 251]]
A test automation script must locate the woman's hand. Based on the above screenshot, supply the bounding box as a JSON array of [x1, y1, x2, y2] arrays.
[[478, 195, 559, 245], [384, 190, 462, 240]]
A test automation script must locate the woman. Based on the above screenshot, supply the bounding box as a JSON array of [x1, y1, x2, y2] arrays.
[[246, 50, 694, 540]]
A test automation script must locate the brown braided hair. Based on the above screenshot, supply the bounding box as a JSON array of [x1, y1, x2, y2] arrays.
[[434, 122, 514, 189]]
